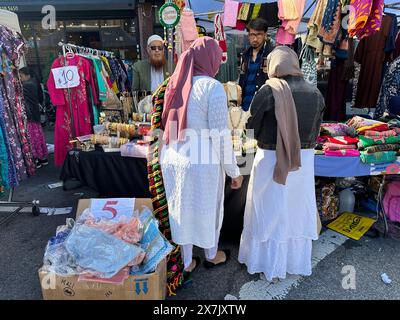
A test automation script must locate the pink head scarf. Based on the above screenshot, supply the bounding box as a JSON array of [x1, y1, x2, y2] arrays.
[[161, 36, 223, 144]]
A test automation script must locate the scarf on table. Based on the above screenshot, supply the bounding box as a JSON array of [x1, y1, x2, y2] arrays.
[[265, 46, 303, 185], [161, 37, 222, 145]]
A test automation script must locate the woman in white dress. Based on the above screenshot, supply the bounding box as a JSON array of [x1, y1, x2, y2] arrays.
[[239, 46, 325, 281], [160, 37, 243, 274]]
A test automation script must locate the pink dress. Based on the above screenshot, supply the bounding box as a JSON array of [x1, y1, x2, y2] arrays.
[[47, 56, 97, 166], [276, 0, 306, 45]]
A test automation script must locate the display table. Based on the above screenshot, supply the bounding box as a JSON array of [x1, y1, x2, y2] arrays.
[[315, 155, 400, 177], [61, 149, 152, 198]]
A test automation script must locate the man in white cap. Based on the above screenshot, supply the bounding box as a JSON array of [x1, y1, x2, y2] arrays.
[[132, 34, 168, 93]]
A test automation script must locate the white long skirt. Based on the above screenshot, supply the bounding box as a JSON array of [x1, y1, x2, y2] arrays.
[[238, 149, 318, 281]]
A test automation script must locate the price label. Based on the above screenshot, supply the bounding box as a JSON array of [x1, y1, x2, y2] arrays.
[[90, 198, 135, 221], [52, 66, 80, 89]]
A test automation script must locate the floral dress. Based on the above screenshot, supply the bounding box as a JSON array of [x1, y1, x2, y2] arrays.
[[0, 25, 36, 184]]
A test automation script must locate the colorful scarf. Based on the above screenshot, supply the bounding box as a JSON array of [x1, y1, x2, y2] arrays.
[[148, 79, 185, 296], [324, 149, 361, 157], [364, 144, 400, 154], [319, 0, 342, 44], [323, 143, 357, 150], [360, 151, 398, 164], [358, 135, 400, 149], [364, 129, 398, 139], [360, 0, 384, 39], [348, 0, 373, 38], [326, 136, 359, 145]]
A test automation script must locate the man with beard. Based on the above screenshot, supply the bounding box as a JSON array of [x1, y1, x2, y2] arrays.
[[132, 35, 168, 93], [239, 18, 275, 112]]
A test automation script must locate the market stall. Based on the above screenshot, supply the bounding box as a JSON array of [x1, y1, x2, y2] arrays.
[[48, 0, 400, 299]]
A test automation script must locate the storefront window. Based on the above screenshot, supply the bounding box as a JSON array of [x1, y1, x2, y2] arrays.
[[19, 18, 138, 84]]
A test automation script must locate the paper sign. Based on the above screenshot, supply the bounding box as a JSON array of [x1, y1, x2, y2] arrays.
[[52, 66, 80, 89], [327, 212, 376, 241], [90, 198, 135, 221]]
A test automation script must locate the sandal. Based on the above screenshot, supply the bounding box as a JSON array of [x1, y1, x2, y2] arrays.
[[203, 249, 231, 269], [183, 256, 201, 285]]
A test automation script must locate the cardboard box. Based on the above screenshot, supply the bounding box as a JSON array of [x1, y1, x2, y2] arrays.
[[39, 198, 167, 300]]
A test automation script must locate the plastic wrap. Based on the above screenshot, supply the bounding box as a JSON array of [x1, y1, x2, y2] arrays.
[[43, 218, 80, 276], [65, 224, 145, 279], [131, 207, 174, 275]]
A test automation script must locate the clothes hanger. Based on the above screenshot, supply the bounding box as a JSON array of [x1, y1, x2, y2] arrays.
[[66, 45, 75, 59]]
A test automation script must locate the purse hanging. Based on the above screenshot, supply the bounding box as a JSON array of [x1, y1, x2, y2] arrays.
[[300, 45, 318, 87]]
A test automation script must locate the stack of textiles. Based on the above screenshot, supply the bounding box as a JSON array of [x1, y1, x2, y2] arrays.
[[347, 116, 400, 164], [317, 122, 359, 156]]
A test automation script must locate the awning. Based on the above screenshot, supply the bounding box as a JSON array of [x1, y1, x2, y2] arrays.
[[0, 0, 136, 12]]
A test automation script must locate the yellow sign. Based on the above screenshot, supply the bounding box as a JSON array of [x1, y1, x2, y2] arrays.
[[327, 212, 376, 241]]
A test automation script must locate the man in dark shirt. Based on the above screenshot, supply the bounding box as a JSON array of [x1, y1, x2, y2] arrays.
[[238, 18, 275, 112], [20, 67, 48, 168]]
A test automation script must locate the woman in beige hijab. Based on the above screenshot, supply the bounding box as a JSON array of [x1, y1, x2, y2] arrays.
[[239, 46, 325, 281]]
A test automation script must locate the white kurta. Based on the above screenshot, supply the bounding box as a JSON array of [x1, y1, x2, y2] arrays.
[[239, 149, 319, 281], [160, 76, 240, 249]]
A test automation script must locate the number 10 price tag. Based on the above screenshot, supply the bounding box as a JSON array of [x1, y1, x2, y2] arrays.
[[52, 66, 80, 89]]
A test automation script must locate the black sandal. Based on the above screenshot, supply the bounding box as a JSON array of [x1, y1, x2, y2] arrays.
[[203, 249, 231, 269]]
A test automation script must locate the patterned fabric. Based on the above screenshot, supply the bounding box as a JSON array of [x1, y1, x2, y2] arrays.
[[364, 144, 400, 154], [318, 0, 342, 45], [351, 62, 361, 107], [360, 0, 384, 39], [357, 124, 389, 134], [326, 136, 359, 145], [324, 149, 361, 157], [0, 25, 36, 181], [148, 79, 184, 296], [375, 57, 400, 119], [360, 151, 397, 164], [348, 0, 373, 38], [27, 122, 48, 160], [320, 123, 357, 137], [0, 91, 17, 188], [323, 143, 357, 150], [301, 45, 317, 86], [364, 129, 398, 139], [358, 135, 400, 149], [316, 182, 339, 222]]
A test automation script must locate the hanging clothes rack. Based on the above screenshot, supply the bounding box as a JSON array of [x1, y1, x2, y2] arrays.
[[58, 42, 115, 58]]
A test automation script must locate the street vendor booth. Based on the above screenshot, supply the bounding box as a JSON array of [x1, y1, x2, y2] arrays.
[[43, 0, 400, 299]]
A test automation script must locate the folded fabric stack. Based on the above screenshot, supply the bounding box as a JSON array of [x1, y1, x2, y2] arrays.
[[318, 123, 360, 157], [347, 116, 400, 164]]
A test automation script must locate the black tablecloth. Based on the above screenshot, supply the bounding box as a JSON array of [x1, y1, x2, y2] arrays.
[[61, 149, 251, 240], [61, 149, 152, 198]]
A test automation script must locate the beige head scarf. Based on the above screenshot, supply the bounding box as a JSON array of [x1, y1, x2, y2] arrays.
[[265, 46, 303, 185]]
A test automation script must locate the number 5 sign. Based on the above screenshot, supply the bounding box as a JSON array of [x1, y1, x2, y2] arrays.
[[90, 198, 135, 221], [52, 66, 80, 89]]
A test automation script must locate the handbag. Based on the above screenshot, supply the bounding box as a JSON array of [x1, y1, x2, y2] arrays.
[[121, 92, 134, 123], [300, 45, 317, 86], [102, 85, 122, 110]]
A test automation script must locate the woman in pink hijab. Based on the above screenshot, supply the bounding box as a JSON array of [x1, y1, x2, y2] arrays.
[[160, 37, 243, 275]]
